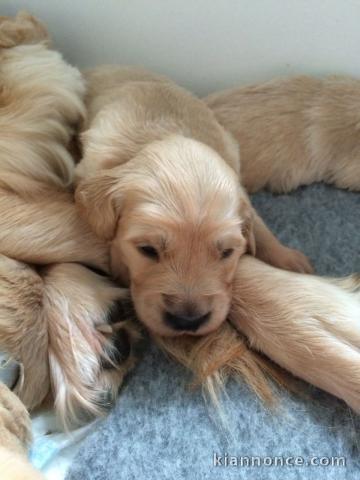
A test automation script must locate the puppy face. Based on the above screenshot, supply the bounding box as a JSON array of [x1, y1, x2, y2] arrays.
[[76, 137, 254, 336]]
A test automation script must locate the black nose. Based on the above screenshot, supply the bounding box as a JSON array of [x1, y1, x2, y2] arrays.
[[164, 310, 211, 332]]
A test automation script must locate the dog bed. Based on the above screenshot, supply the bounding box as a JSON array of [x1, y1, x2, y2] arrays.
[[30, 183, 359, 480]]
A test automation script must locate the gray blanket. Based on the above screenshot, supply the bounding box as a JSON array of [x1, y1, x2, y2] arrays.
[[66, 183, 360, 480]]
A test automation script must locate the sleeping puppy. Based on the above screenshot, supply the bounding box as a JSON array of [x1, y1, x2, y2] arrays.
[[75, 66, 312, 338], [158, 255, 360, 413], [205, 75, 360, 193], [0, 12, 137, 427]]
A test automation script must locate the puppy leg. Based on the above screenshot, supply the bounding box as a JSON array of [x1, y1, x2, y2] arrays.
[[252, 210, 313, 273], [229, 255, 360, 412], [0, 383, 44, 480], [41, 263, 139, 428], [0, 188, 109, 272], [0, 255, 50, 411], [0, 255, 138, 427]]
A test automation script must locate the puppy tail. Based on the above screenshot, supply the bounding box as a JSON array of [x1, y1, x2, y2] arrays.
[[0, 11, 50, 49]]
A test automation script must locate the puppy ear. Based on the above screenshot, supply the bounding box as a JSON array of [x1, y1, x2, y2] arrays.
[[239, 199, 256, 256], [75, 172, 122, 241]]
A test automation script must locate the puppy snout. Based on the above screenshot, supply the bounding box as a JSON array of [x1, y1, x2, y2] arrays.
[[164, 309, 211, 332]]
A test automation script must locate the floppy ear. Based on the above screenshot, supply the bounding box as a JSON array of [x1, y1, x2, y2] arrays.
[[75, 172, 122, 241], [239, 199, 256, 256]]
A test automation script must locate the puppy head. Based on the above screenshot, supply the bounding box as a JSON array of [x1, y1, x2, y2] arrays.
[[76, 136, 255, 336]]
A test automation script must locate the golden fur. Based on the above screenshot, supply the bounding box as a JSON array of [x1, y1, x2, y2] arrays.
[[157, 256, 360, 413], [74, 62, 360, 413], [229, 256, 360, 412], [0, 12, 360, 480], [75, 66, 312, 337], [0, 12, 138, 434], [0, 383, 43, 479], [205, 75, 360, 193]]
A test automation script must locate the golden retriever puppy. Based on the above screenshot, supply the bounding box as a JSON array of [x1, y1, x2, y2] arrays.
[[75, 66, 312, 338], [0, 383, 44, 480], [0, 12, 138, 427], [158, 255, 360, 412], [205, 75, 360, 193]]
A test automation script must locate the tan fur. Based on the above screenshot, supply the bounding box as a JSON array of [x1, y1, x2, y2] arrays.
[[230, 256, 360, 411], [0, 383, 44, 479], [0, 12, 138, 435], [0, 12, 110, 271], [75, 64, 360, 413], [0, 254, 137, 427], [154, 322, 290, 407], [158, 256, 360, 412], [75, 66, 312, 337], [0, 16, 359, 478], [205, 75, 360, 193]]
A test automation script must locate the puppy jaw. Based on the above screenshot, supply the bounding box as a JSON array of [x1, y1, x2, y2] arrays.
[[77, 137, 251, 336]]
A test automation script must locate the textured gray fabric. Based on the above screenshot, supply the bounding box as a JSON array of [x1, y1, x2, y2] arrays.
[[66, 184, 360, 480]]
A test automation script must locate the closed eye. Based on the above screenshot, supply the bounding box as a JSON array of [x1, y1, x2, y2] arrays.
[[138, 245, 159, 260], [221, 248, 234, 259]]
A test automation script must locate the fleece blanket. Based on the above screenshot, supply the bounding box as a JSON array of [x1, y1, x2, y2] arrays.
[[65, 183, 360, 480]]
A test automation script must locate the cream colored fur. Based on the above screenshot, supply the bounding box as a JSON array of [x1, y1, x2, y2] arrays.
[[0, 11, 138, 436], [205, 75, 360, 193], [230, 255, 360, 412], [0, 383, 43, 479], [75, 63, 360, 413], [158, 256, 360, 413], [0, 12, 359, 480], [75, 66, 312, 337]]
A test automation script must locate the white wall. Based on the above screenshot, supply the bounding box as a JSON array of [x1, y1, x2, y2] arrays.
[[2, 0, 360, 95]]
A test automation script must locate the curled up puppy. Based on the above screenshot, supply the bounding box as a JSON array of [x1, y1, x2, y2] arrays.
[[0, 11, 138, 429], [75, 66, 313, 340], [75, 65, 360, 413]]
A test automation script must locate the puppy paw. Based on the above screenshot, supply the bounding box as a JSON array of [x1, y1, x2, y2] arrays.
[[97, 304, 140, 381], [0, 383, 31, 455], [270, 246, 314, 274]]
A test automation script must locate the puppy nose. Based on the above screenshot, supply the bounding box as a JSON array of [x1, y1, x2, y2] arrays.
[[164, 310, 211, 332]]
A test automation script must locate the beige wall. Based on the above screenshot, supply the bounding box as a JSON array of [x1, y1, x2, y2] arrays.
[[2, 0, 360, 95]]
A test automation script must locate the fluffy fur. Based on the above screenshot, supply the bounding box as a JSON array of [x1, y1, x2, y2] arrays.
[[157, 256, 360, 412], [0, 12, 109, 270], [1, 14, 360, 480], [75, 66, 312, 338], [0, 12, 138, 433], [75, 63, 360, 412], [230, 256, 360, 412], [205, 75, 360, 193], [0, 383, 43, 479]]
